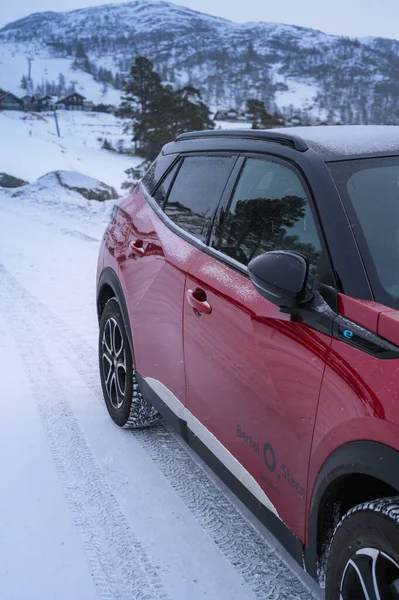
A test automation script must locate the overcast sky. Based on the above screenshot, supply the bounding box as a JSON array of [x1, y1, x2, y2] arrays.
[[1, 0, 399, 40]]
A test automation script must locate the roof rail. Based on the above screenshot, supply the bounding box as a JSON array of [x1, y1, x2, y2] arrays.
[[175, 129, 309, 152]]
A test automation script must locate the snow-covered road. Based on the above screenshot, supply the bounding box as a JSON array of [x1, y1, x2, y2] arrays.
[[0, 192, 322, 600]]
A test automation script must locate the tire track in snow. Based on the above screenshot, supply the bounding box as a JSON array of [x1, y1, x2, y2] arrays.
[[60, 228, 100, 242], [0, 197, 104, 244], [0, 265, 318, 600], [0, 265, 170, 600], [132, 426, 314, 600]]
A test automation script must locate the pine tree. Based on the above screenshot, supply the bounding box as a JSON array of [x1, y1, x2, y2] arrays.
[[102, 138, 113, 151], [83, 58, 92, 73], [20, 75, 28, 91], [121, 57, 214, 160], [246, 42, 257, 70], [58, 73, 66, 96], [75, 42, 87, 59], [120, 56, 164, 154], [114, 72, 122, 90], [121, 56, 163, 120], [246, 99, 281, 129], [170, 86, 214, 137]]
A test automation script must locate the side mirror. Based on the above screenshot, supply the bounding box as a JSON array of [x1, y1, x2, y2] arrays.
[[248, 250, 310, 308]]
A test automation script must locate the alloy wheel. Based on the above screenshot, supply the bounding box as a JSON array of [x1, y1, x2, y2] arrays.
[[340, 547, 399, 600], [101, 317, 127, 409]]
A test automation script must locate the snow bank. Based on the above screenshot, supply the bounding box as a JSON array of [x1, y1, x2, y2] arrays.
[[5, 170, 121, 225]]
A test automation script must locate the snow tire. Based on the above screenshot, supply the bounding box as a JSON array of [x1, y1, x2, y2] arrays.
[[99, 297, 159, 429], [325, 496, 399, 600]]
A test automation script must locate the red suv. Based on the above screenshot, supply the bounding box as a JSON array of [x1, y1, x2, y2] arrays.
[[97, 127, 399, 599]]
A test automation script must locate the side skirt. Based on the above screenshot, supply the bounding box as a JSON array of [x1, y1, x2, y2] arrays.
[[136, 372, 305, 567]]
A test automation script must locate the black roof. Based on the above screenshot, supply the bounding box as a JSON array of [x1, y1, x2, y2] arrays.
[[0, 92, 23, 103], [174, 126, 399, 161], [56, 92, 86, 102]]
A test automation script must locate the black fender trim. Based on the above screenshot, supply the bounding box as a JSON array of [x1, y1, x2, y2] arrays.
[[304, 441, 399, 578], [97, 267, 135, 360], [136, 373, 189, 443]]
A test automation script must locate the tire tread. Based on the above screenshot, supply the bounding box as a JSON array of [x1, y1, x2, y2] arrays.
[[325, 495, 399, 599], [99, 297, 160, 429]]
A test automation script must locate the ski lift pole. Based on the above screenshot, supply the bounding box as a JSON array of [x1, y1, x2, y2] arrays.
[[53, 107, 60, 137]]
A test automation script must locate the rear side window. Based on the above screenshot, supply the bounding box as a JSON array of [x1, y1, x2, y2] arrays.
[[141, 153, 177, 195], [164, 155, 236, 241], [216, 157, 322, 272], [151, 161, 180, 207]]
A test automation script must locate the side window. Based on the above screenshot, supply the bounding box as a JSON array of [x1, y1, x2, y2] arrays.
[[216, 157, 322, 273], [152, 161, 181, 207], [164, 155, 236, 241], [141, 153, 177, 196]]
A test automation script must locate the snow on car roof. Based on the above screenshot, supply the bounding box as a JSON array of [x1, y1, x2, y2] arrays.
[[273, 125, 399, 161], [175, 126, 399, 162]]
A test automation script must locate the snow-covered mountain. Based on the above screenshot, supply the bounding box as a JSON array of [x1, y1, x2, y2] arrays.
[[1, 0, 399, 123]]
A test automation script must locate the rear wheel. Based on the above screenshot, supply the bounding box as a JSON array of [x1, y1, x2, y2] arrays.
[[99, 297, 159, 428], [325, 498, 399, 600]]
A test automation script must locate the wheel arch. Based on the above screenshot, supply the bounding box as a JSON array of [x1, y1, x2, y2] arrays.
[[304, 441, 399, 580], [97, 267, 134, 358]]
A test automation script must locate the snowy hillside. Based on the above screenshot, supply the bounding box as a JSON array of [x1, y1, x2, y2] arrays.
[[0, 110, 139, 193], [2, 0, 399, 123], [0, 43, 121, 106]]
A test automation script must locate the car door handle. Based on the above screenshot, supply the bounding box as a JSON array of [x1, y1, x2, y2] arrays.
[[129, 239, 145, 257], [186, 288, 212, 315]]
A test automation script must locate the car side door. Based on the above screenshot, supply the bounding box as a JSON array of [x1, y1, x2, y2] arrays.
[[183, 154, 334, 541], [119, 152, 237, 415]]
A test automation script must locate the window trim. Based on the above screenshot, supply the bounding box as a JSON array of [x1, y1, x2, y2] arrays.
[[153, 144, 374, 300], [142, 150, 340, 288]]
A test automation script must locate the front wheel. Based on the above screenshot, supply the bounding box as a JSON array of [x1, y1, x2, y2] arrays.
[[98, 297, 159, 428], [325, 498, 399, 600]]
